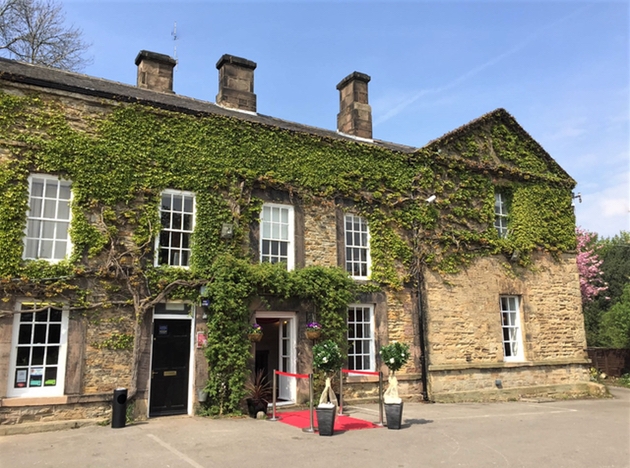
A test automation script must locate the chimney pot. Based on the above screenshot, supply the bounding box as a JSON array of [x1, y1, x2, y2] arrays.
[[135, 50, 177, 93], [216, 54, 257, 112], [336, 72, 372, 139]]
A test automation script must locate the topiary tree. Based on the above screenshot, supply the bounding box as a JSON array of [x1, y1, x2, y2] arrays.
[[312, 339, 343, 406], [380, 341, 410, 403]]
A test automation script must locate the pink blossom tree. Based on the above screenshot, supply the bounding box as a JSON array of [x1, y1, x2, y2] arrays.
[[576, 227, 608, 303]]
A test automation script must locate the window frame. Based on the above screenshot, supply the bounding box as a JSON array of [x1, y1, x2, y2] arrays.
[[23, 174, 72, 262], [500, 295, 525, 362], [347, 304, 375, 372], [155, 189, 196, 268], [494, 192, 509, 239], [259, 202, 295, 271], [344, 213, 371, 280], [7, 302, 69, 398]]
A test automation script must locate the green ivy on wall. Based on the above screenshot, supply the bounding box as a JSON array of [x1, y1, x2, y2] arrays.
[[200, 257, 354, 415], [0, 90, 577, 415]]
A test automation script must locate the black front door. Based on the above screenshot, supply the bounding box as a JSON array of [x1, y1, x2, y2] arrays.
[[150, 319, 191, 417]]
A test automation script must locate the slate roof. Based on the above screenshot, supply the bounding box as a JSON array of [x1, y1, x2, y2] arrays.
[[0, 57, 416, 154]]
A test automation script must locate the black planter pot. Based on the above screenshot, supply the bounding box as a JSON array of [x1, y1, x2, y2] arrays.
[[316, 405, 336, 436], [246, 398, 268, 418], [384, 402, 404, 430]]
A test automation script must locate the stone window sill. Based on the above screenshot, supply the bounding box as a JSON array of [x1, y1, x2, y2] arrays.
[[429, 358, 591, 372], [0, 393, 111, 407]]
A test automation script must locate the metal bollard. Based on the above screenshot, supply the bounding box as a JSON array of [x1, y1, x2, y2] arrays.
[[302, 373, 315, 433], [377, 372, 384, 426], [338, 368, 345, 416]]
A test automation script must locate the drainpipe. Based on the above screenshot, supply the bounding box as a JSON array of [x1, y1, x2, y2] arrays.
[[416, 270, 430, 401]]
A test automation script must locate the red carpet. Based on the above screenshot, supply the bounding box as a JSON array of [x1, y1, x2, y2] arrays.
[[277, 410, 380, 431]]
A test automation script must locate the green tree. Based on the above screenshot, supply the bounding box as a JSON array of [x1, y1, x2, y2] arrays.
[[583, 231, 630, 346], [599, 283, 630, 348]]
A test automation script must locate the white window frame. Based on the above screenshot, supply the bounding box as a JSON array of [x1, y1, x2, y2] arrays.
[[494, 192, 508, 239], [500, 295, 524, 362], [344, 214, 371, 279], [23, 174, 72, 262], [7, 302, 69, 398], [347, 304, 375, 371], [259, 203, 295, 270], [155, 189, 195, 267]]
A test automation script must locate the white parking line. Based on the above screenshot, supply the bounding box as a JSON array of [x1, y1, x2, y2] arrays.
[[147, 433, 212, 468]]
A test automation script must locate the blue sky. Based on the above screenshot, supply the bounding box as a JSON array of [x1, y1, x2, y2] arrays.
[[63, 1, 629, 238]]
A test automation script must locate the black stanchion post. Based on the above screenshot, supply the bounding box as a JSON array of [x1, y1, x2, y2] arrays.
[[270, 370, 279, 421], [303, 373, 315, 433], [377, 371, 384, 427]]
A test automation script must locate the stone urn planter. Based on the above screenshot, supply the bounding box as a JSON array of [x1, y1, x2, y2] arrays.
[[246, 398, 269, 418], [384, 402, 403, 430], [316, 404, 336, 436]]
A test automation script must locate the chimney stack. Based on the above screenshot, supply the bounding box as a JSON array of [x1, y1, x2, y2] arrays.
[[135, 50, 176, 93], [336, 72, 372, 140], [216, 54, 257, 113]]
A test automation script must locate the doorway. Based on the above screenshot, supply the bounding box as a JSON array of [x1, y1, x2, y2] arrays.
[[254, 312, 296, 403], [149, 312, 193, 417]]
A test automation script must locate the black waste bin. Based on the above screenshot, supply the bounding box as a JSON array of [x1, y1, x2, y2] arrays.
[[111, 388, 127, 428]]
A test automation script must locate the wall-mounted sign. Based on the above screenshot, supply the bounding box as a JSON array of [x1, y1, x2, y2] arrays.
[[29, 367, 43, 387], [197, 331, 208, 348], [15, 369, 27, 388]]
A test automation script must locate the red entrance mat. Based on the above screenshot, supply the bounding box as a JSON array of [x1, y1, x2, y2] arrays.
[[277, 410, 380, 431]]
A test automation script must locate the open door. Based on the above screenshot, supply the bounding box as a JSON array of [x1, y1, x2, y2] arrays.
[[255, 312, 296, 403]]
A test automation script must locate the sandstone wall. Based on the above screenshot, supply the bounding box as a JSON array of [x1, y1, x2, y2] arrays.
[[82, 308, 135, 394], [303, 201, 338, 268], [424, 252, 591, 400]]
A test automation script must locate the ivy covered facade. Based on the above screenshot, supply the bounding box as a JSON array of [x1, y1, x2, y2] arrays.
[[0, 51, 601, 425]]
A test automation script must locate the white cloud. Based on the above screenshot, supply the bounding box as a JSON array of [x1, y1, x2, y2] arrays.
[[575, 171, 630, 237], [545, 117, 588, 141], [602, 198, 629, 218]]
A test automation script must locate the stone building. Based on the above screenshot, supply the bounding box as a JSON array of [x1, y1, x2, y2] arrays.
[[0, 51, 601, 427]]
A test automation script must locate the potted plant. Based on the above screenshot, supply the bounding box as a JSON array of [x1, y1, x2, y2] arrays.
[[312, 339, 343, 436], [248, 323, 263, 342], [380, 341, 410, 430], [245, 370, 272, 418], [305, 321, 322, 340]]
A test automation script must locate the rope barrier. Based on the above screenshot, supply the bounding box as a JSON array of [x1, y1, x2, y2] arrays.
[[270, 368, 383, 430], [338, 369, 384, 426], [274, 370, 309, 379], [269, 369, 312, 425], [341, 369, 380, 376]]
